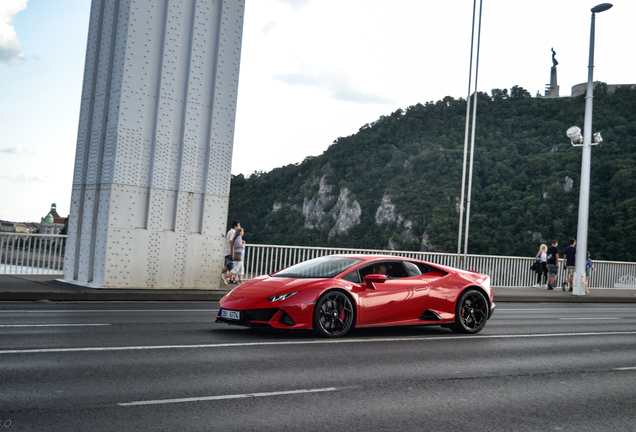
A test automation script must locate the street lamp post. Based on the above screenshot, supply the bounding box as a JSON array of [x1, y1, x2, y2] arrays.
[[572, 3, 613, 296]]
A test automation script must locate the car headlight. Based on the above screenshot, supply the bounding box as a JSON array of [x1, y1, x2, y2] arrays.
[[267, 291, 299, 302]]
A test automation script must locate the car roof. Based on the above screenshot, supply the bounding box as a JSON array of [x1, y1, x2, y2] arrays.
[[328, 254, 457, 274], [330, 254, 419, 262]]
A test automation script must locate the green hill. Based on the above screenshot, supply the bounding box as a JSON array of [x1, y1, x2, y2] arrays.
[[228, 84, 636, 261]]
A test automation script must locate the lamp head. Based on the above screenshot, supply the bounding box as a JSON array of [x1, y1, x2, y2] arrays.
[[591, 3, 613, 13], [593, 132, 603, 144], [567, 126, 583, 144]]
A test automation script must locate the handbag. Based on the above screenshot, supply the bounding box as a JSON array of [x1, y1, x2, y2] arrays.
[[233, 251, 242, 261], [531, 261, 538, 271]]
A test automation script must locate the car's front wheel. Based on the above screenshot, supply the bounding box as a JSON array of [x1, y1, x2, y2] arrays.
[[313, 290, 355, 338], [450, 289, 488, 334]]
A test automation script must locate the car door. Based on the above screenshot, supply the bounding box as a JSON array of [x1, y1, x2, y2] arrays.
[[356, 261, 431, 324]]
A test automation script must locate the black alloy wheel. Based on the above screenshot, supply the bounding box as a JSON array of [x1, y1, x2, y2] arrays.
[[313, 291, 355, 338], [450, 289, 488, 334]]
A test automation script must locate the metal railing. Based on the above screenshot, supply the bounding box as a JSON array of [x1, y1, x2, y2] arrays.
[[243, 244, 636, 290], [2, 234, 635, 289], [0, 233, 67, 275]]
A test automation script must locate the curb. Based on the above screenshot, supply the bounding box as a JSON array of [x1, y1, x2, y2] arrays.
[[1, 274, 635, 303]]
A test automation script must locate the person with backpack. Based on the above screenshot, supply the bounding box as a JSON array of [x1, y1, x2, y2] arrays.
[[533, 244, 548, 288], [546, 240, 560, 290], [222, 220, 240, 285]]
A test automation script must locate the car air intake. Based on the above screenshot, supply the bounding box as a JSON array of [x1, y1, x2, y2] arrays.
[[279, 311, 295, 326], [419, 309, 442, 321], [245, 309, 278, 322]]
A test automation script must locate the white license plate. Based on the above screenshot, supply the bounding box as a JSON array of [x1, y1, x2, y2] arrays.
[[221, 309, 240, 320]]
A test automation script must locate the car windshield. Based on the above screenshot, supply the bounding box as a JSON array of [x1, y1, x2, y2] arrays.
[[273, 256, 363, 279]]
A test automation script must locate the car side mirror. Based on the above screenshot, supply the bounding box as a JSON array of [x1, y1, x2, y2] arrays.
[[363, 274, 387, 289]]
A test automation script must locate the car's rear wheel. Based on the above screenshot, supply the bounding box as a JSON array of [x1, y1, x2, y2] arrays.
[[313, 290, 355, 338], [449, 289, 488, 334]]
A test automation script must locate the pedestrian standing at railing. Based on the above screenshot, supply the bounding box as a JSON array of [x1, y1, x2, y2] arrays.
[[546, 240, 560, 290], [585, 251, 596, 294], [229, 228, 246, 284], [222, 220, 240, 285], [563, 239, 577, 292], [533, 244, 548, 288]]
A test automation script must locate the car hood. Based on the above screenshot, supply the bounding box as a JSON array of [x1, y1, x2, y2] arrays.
[[228, 276, 322, 300]]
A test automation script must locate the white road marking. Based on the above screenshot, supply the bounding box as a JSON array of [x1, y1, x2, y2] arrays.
[[2, 331, 636, 355], [118, 387, 338, 406], [0, 324, 111, 327], [558, 318, 620, 320], [614, 366, 636, 371]]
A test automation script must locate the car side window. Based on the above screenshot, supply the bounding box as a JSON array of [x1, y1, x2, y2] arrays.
[[404, 261, 422, 277], [358, 265, 376, 280], [358, 262, 407, 279], [413, 262, 433, 274], [341, 270, 361, 283], [388, 262, 407, 278]]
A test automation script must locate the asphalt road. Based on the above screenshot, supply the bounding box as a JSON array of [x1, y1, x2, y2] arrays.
[[1, 302, 635, 431]]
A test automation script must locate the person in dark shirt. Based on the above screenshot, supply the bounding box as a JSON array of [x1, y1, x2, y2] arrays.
[[546, 240, 560, 290], [374, 263, 394, 280], [585, 251, 595, 294], [563, 239, 577, 292]]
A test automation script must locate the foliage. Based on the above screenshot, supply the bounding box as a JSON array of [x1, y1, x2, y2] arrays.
[[228, 85, 636, 261]]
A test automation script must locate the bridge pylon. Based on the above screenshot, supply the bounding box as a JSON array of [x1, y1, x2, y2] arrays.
[[63, 0, 245, 288]]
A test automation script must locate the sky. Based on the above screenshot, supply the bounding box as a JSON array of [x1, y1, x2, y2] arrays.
[[1, 0, 635, 222]]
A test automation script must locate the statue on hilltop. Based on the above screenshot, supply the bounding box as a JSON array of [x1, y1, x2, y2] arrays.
[[551, 47, 558, 67]]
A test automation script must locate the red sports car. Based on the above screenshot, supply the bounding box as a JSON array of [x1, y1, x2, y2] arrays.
[[216, 254, 494, 337]]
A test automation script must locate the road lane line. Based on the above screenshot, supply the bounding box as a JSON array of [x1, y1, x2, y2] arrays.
[[614, 366, 636, 371], [558, 318, 620, 320], [118, 387, 338, 406], [2, 330, 636, 355], [0, 324, 111, 327]]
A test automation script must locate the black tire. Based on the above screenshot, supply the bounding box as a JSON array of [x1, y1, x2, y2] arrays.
[[313, 290, 355, 338], [449, 289, 488, 334]]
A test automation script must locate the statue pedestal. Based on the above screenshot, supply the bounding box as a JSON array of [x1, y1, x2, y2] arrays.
[[545, 66, 560, 98]]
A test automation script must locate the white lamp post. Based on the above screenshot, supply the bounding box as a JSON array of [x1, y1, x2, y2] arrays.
[[457, 0, 483, 267], [570, 3, 612, 296]]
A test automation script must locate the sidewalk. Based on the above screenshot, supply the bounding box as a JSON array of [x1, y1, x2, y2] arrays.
[[1, 274, 636, 303], [0, 274, 227, 302], [493, 286, 636, 303]]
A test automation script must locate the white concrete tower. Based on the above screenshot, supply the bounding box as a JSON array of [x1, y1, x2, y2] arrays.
[[63, 0, 245, 288]]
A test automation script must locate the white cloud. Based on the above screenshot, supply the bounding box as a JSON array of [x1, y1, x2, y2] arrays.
[[274, 65, 393, 104], [0, 0, 28, 64], [275, 0, 313, 10], [1, 144, 34, 154], [262, 21, 278, 35], [0, 172, 47, 182]]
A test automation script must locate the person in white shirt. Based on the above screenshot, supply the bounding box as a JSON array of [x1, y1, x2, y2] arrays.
[[229, 228, 246, 284], [534, 244, 548, 288], [222, 220, 240, 284]]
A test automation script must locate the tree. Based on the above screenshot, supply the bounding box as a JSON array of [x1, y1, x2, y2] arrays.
[[228, 89, 636, 261], [510, 85, 531, 99], [491, 88, 509, 101]]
